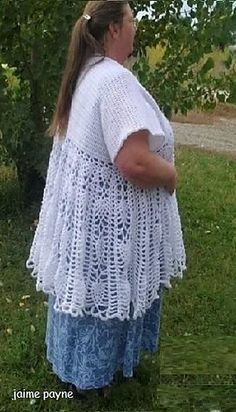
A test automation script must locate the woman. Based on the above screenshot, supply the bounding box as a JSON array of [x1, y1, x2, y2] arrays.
[[26, 0, 186, 398]]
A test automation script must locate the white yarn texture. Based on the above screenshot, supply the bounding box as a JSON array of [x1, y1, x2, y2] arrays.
[[26, 57, 186, 320]]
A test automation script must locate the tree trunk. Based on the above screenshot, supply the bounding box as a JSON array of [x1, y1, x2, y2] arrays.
[[16, 43, 46, 205], [16, 162, 45, 206]]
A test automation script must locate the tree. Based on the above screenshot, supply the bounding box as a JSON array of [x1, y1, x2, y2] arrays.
[[0, 0, 235, 204], [0, 0, 87, 204]]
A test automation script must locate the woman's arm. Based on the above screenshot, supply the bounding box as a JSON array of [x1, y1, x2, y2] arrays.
[[115, 130, 177, 194]]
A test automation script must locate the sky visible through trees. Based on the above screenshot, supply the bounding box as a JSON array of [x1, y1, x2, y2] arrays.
[[137, 0, 236, 21]]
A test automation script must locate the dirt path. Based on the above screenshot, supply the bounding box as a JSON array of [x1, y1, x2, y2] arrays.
[[171, 118, 236, 157]]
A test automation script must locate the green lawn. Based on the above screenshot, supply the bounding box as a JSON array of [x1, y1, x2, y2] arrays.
[[0, 146, 236, 411]]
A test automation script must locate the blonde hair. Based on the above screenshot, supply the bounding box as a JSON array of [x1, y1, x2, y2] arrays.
[[48, 0, 128, 138]]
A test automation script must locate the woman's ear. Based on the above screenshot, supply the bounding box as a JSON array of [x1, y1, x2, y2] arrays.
[[107, 22, 120, 40]]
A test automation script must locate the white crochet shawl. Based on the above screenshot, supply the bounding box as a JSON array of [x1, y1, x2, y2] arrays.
[[26, 56, 186, 320]]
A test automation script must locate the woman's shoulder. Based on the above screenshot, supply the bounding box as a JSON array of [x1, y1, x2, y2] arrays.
[[106, 58, 136, 81], [88, 57, 138, 87]]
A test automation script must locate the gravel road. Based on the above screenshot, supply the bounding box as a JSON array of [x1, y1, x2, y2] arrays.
[[171, 119, 236, 156]]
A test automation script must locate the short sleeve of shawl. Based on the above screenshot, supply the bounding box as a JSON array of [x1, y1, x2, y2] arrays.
[[100, 70, 165, 164]]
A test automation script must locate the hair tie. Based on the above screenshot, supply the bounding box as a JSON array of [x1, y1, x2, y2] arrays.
[[83, 14, 91, 21]]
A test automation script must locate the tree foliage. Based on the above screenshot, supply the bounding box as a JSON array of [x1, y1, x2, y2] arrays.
[[0, 0, 235, 203], [132, 0, 236, 117]]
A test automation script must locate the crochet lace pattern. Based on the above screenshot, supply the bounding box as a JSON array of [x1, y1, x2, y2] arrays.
[[26, 57, 186, 321]]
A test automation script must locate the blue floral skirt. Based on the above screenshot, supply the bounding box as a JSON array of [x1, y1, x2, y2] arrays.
[[45, 286, 164, 390]]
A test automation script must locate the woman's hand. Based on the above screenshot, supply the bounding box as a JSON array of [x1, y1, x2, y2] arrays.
[[165, 164, 177, 195]]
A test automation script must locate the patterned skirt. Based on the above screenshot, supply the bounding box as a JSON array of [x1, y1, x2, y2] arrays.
[[45, 286, 164, 390]]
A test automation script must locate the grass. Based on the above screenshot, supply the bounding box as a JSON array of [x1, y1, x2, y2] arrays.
[[0, 146, 236, 411]]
